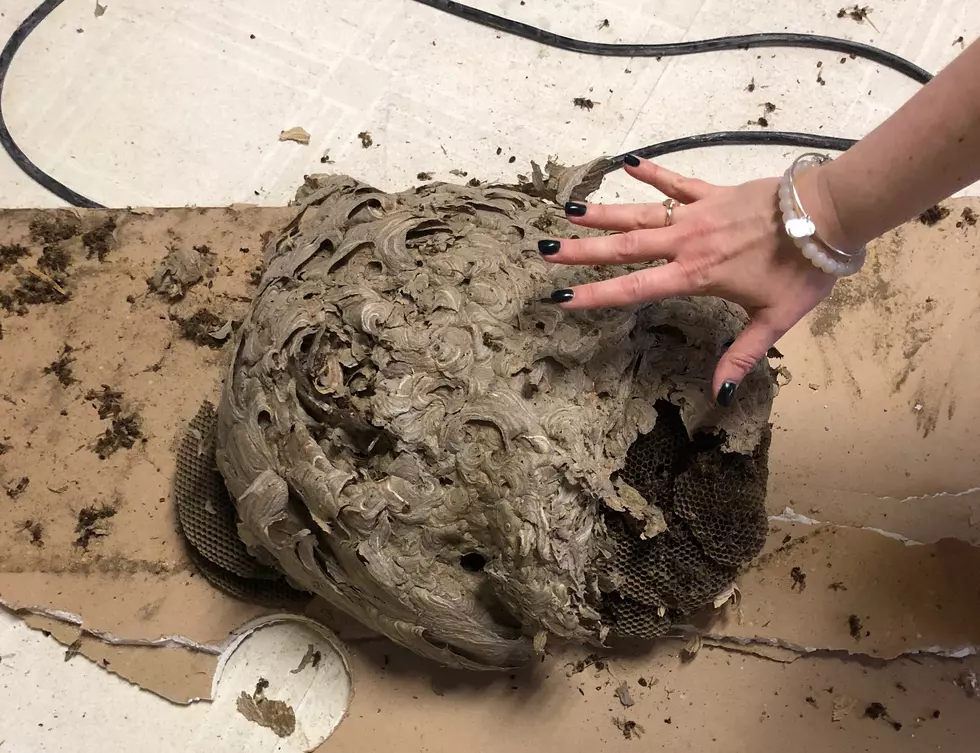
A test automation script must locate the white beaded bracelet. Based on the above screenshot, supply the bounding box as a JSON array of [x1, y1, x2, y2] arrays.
[[778, 153, 866, 277]]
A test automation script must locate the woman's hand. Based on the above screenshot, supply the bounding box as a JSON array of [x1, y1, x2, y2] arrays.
[[540, 155, 840, 406]]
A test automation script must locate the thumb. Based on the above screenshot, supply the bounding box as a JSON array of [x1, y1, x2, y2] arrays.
[[713, 318, 784, 407]]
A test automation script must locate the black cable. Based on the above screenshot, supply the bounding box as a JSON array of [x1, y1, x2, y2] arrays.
[[414, 0, 933, 84], [1, 0, 932, 209], [0, 0, 104, 208]]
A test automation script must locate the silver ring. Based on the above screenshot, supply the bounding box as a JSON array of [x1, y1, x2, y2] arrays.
[[662, 198, 679, 227]]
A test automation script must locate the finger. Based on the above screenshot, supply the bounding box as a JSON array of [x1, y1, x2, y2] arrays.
[[552, 262, 691, 309], [540, 226, 684, 266], [623, 156, 717, 203], [712, 317, 788, 406], [563, 199, 688, 232]]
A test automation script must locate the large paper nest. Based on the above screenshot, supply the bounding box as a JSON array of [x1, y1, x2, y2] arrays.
[[213, 168, 774, 670]]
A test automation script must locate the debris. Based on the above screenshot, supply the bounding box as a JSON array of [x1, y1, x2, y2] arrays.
[[637, 677, 648, 688], [74, 504, 117, 548], [82, 217, 117, 261], [790, 566, 807, 592], [358, 131, 373, 148], [22, 268, 69, 301], [956, 670, 978, 698], [290, 644, 322, 674], [680, 633, 702, 662], [236, 680, 297, 738], [567, 653, 605, 676], [766, 346, 783, 358], [416, 172, 433, 180], [848, 614, 863, 640], [29, 214, 80, 244], [94, 411, 142, 457], [37, 246, 71, 274], [43, 344, 78, 387], [175, 308, 234, 348], [279, 127, 311, 145], [864, 702, 901, 731], [808, 383, 820, 391], [613, 718, 645, 740], [837, 5, 877, 30], [806, 696, 818, 708], [85, 386, 142, 459], [614, 681, 635, 708], [597, 19, 610, 30], [94, 1, 107, 17], [0, 244, 29, 272], [5, 477, 29, 499], [957, 207, 978, 228], [147, 244, 214, 300], [64, 638, 83, 661], [449, 169, 468, 178], [22, 519, 43, 547], [832, 695, 856, 721], [828, 581, 847, 591], [573, 97, 596, 110], [918, 204, 950, 226]]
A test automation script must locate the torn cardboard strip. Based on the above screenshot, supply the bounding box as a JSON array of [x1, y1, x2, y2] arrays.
[[708, 519, 980, 659]]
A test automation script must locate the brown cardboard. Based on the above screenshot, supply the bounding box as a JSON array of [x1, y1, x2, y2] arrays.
[[2, 199, 980, 749], [21, 613, 217, 704]]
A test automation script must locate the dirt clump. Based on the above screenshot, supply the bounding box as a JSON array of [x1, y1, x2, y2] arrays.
[[5, 476, 30, 498], [74, 503, 117, 548], [175, 308, 233, 348], [43, 344, 79, 387], [918, 204, 950, 226], [0, 244, 29, 271], [85, 386, 143, 459], [29, 214, 80, 244], [82, 216, 118, 261], [37, 245, 72, 274], [22, 519, 44, 547]]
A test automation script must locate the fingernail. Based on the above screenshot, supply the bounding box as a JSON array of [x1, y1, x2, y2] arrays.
[[538, 240, 561, 255], [717, 381, 737, 408], [550, 289, 574, 303], [722, 339, 734, 350], [623, 154, 641, 168], [564, 201, 587, 217]]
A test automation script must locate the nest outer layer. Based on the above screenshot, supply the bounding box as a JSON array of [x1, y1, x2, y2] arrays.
[[214, 169, 774, 670]]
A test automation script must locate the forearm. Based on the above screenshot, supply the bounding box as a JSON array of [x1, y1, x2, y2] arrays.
[[807, 38, 980, 249]]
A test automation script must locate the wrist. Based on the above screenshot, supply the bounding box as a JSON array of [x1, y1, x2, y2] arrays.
[[793, 164, 859, 253]]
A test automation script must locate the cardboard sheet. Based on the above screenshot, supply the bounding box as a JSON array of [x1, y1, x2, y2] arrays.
[[2, 199, 980, 751]]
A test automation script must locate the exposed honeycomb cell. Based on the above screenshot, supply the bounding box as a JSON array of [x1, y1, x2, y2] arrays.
[[600, 400, 770, 635]]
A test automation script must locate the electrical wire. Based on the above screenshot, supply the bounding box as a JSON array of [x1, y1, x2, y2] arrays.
[[1, 0, 933, 208], [0, 0, 103, 208]]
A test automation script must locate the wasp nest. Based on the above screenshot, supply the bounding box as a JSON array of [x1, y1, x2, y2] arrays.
[[213, 171, 774, 670]]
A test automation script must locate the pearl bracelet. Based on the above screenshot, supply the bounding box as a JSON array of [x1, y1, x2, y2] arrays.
[[778, 153, 866, 277]]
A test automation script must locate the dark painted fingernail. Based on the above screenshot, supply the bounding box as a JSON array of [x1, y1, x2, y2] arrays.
[[623, 154, 641, 167], [550, 289, 574, 303], [722, 339, 734, 349], [538, 240, 561, 255], [717, 381, 737, 407], [564, 201, 587, 217]]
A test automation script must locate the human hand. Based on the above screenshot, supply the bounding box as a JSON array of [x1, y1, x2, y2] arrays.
[[539, 155, 840, 406]]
